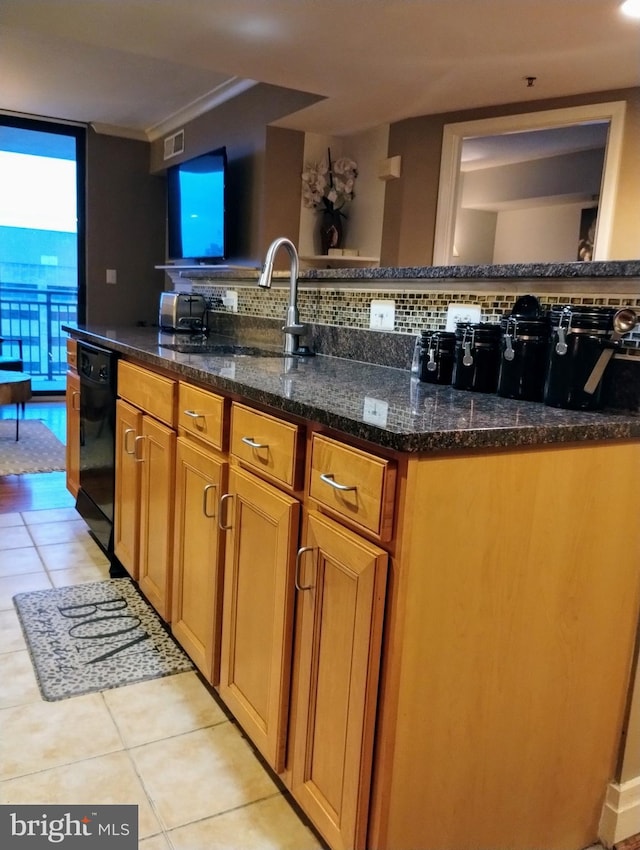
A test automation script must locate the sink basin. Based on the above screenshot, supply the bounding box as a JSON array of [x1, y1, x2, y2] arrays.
[[160, 341, 283, 357]]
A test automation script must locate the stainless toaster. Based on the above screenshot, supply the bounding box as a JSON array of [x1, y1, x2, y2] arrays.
[[159, 292, 207, 332]]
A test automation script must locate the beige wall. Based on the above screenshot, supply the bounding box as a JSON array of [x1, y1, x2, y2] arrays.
[[86, 129, 166, 326], [382, 87, 640, 267]]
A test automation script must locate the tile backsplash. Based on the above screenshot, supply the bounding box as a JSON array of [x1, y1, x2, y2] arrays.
[[178, 275, 640, 351]]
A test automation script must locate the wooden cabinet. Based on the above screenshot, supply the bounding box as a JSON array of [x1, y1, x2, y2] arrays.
[[289, 511, 388, 850], [172, 436, 227, 684], [218, 463, 300, 773], [137, 414, 176, 620], [114, 362, 177, 620], [369, 442, 640, 850], [114, 399, 142, 577], [308, 433, 396, 541], [65, 367, 80, 498]]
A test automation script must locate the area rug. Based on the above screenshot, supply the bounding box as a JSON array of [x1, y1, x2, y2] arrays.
[[13, 579, 194, 701], [0, 419, 66, 475]]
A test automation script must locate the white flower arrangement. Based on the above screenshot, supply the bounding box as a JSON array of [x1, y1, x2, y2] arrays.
[[301, 149, 358, 213]]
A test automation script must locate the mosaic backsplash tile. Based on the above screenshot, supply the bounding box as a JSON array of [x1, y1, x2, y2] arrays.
[[175, 275, 640, 351]]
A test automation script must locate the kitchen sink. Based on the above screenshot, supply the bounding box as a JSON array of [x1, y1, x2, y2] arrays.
[[159, 341, 283, 357]]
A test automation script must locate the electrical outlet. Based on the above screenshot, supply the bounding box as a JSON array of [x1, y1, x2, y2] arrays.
[[369, 300, 395, 330], [222, 290, 238, 312], [445, 303, 481, 331], [363, 396, 389, 428], [106, 269, 117, 285]]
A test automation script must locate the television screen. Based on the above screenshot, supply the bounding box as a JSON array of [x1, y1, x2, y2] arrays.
[[167, 146, 227, 262]]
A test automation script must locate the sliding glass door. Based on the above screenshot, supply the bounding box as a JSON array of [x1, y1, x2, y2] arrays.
[[0, 115, 85, 393]]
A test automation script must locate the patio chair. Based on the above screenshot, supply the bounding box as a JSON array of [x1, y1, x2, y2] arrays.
[[0, 337, 26, 413]]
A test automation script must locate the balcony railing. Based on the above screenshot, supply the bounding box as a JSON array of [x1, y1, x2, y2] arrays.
[[0, 283, 78, 393]]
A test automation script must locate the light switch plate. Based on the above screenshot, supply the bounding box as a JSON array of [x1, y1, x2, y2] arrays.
[[445, 303, 481, 331], [370, 300, 395, 330]]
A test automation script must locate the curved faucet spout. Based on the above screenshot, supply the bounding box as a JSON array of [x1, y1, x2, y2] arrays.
[[258, 237, 306, 355]]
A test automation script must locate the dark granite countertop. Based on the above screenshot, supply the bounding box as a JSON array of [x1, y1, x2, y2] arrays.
[[171, 259, 640, 282], [64, 325, 640, 453], [302, 260, 640, 282]]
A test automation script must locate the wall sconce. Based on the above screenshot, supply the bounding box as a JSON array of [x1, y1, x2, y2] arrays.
[[377, 155, 402, 181]]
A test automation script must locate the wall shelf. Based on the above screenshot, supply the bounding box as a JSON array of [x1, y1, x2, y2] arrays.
[[300, 255, 380, 267]]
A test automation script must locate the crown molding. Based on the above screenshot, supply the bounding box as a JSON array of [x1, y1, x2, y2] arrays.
[[146, 78, 258, 142]]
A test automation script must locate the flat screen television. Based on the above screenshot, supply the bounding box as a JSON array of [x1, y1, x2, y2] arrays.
[[167, 146, 227, 263]]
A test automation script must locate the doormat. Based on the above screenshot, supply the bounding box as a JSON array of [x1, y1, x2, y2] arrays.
[[13, 579, 193, 701], [0, 419, 66, 475]]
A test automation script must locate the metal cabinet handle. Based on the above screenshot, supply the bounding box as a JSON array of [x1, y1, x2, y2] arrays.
[[241, 435, 269, 449], [123, 427, 136, 455], [295, 546, 316, 591], [203, 483, 217, 518], [134, 434, 145, 462], [184, 409, 205, 421], [71, 390, 81, 411], [218, 493, 234, 531], [319, 473, 357, 492]]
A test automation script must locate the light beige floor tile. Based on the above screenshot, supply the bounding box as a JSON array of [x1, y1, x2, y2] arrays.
[[103, 671, 227, 747], [28, 519, 92, 546], [37, 538, 110, 571], [139, 834, 172, 849], [130, 724, 278, 831], [0, 650, 41, 708], [22, 507, 85, 526], [1, 693, 124, 780], [0, 571, 53, 611], [0, 607, 26, 653], [0, 750, 162, 840], [0, 546, 45, 577], [48, 563, 111, 586], [0, 524, 34, 550], [168, 795, 323, 850], [0, 512, 24, 528]]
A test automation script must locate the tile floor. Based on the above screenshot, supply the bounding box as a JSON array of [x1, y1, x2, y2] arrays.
[[0, 506, 324, 849]]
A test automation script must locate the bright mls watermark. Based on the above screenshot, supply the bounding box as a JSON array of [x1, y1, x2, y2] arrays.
[[0, 806, 137, 848]]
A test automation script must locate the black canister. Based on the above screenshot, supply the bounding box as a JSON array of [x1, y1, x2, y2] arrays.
[[543, 305, 615, 410], [497, 315, 550, 402], [419, 330, 456, 384], [452, 322, 502, 393]]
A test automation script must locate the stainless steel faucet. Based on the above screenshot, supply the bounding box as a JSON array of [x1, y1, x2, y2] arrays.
[[258, 237, 306, 355]]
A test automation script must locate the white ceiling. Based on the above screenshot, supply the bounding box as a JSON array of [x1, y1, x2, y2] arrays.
[[1, 0, 639, 141]]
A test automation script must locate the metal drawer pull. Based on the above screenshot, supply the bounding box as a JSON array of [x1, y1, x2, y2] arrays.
[[123, 427, 136, 455], [218, 493, 234, 531], [320, 473, 357, 492], [71, 390, 81, 411], [241, 436, 269, 449], [295, 546, 316, 591], [184, 409, 205, 421], [134, 434, 145, 462], [202, 483, 217, 518]]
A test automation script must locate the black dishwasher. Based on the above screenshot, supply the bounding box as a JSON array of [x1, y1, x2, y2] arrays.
[[75, 341, 123, 574]]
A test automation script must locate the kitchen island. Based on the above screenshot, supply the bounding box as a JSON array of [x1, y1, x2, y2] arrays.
[[65, 323, 640, 850]]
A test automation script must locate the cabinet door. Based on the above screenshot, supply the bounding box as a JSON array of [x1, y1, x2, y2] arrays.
[[219, 465, 300, 773], [114, 399, 142, 578], [291, 511, 388, 850], [138, 414, 176, 620], [172, 437, 227, 684], [65, 370, 80, 498]]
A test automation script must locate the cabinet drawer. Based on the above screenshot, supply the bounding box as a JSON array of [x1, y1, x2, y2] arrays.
[[308, 434, 395, 540], [66, 338, 77, 370], [178, 383, 226, 451], [118, 361, 177, 427], [230, 403, 301, 488]]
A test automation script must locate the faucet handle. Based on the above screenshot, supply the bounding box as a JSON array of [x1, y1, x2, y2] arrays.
[[282, 322, 306, 334]]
